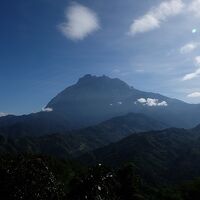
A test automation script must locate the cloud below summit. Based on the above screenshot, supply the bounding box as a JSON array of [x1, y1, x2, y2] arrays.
[[136, 98, 168, 107], [42, 107, 53, 112], [0, 112, 8, 117]]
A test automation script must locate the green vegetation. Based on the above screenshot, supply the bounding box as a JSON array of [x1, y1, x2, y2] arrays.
[[1, 115, 200, 199], [1, 154, 200, 200], [80, 128, 200, 186]]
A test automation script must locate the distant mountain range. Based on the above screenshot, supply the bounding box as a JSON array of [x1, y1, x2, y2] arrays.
[[0, 113, 167, 158], [1, 74, 200, 137], [2, 111, 200, 187]]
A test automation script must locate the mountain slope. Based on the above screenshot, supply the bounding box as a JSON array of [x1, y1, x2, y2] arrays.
[[80, 127, 200, 185], [1, 74, 200, 137], [0, 113, 167, 158], [46, 74, 200, 129], [0, 112, 72, 137]]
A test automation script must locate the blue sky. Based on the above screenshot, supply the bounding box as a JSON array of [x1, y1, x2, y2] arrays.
[[1, 0, 200, 115]]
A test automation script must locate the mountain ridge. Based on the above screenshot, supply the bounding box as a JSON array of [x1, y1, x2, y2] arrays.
[[79, 126, 200, 185], [1, 74, 200, 137], [0, 112, 167, 158]]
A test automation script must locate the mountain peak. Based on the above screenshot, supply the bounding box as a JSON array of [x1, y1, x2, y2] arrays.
[[77, 74, 131, 89], [77, 74, 111, 84], [78, 74, 94, 82]]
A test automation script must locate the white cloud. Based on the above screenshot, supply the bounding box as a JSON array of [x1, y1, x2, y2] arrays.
[[182, 56, 200, 81], [180, 42, 199, 54], [188, 0, 200, 17], [136, 98, 168, 107], [129, 0, 184, 35], [187, 92, 200, 98], [157, 101, 168, 106], [137, 98, 147, 104], [129, 14, 160, 35], [195, 56, 200, 66], [146, 98, 159, 106], [182, 68, 200, 81], [42, 107, 53, 112], [0, 112, 8, 117], [58, 2, 100, 41], [117, 101, 123, 105]]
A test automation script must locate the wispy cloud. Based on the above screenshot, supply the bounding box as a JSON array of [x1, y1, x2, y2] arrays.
[[129, 15, 160, 35], [128, 0, 184, 35], [136, 98, 168, 107], [135, 69, 145, 73], [182, 56, 200, 81], [187, 92, 200, 98], [182, 68, 200, 81], [58, 2, 100, 41], [112, 69, 121, 74], [180, 42, 199, 54]]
